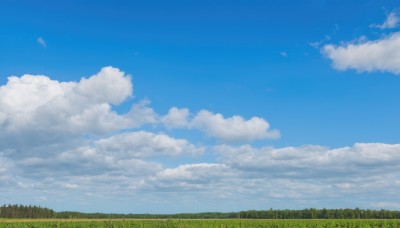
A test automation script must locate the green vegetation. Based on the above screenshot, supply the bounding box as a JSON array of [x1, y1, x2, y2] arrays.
[[1, 205, 400, 227], [0, 205, 55, 219], [1, 205, 400, 220], [1, 219, 400, 228]]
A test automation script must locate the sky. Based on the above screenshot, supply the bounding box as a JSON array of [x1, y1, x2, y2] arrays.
[[1, 0, 400, 213]]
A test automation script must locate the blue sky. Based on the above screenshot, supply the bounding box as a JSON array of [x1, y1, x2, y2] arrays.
[[1, 0, 400, 213]]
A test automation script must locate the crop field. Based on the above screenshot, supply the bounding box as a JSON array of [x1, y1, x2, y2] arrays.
[[1, 219, 400, 228]]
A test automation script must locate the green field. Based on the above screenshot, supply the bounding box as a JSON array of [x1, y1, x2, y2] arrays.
[[1, 219, 400, 228]]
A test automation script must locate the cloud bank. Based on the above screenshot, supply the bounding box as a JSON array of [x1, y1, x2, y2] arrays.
[[0, 66, 399, 213]]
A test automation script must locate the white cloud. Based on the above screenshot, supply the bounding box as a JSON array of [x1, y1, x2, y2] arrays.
[[0, 67, 155, 151], [125, 99, 158, 128], [138, 141, 400, 205], [11, 130, 203, 183], [215, 143, 400, 178], [162, 108, 280, 142], [144, 163, 233, 191], [191, 110, 280, 142], [95, 131, 204, 158], [161, 107, 190, 128], [37, 37, 46, 47], [322, 32, 400, 74], [3, 141, 400, 211], [18, 145, 163, 179], [75, 66, 132, 105], [371, 10, 400, 29]]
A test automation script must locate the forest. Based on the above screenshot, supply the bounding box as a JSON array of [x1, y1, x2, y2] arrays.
[[1, 204, 400, 219]]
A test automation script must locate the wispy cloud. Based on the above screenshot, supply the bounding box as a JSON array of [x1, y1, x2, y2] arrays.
[[37, 37, 46, 47], [309, 35, 331, 49], [371, 10, 400, 29]]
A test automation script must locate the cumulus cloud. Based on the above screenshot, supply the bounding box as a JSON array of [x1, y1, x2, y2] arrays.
[[161, 107, 190, 128], [192, 110, 280, 142], [75, 66, 132, 105], [162, 107, 280, 142], [0, 66, 155, 151], [371, 10, 400, 29], [322, 32, 400, 74], [125, 99, 158, 127]]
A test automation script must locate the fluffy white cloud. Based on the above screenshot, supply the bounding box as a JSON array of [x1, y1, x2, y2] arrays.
[[192, 110, 280, 142], [371, 10, 400, 29], [161, 107, 190, 128], [322, 32, 400, 74], [0, 67, 156, 150], [162, 108, 280, 142], [75, 66, 132, 105], [125, 99, 158, 127]]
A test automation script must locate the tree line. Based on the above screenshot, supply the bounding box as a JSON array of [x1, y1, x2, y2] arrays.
[[0, 204, 55, 218], [1, 204, 400, 219]]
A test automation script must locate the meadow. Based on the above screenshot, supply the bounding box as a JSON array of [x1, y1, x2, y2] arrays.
[[1, 219, 400, 228]]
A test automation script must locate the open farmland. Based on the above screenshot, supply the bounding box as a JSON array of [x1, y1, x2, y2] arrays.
[[1, 219, 400, 228]]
